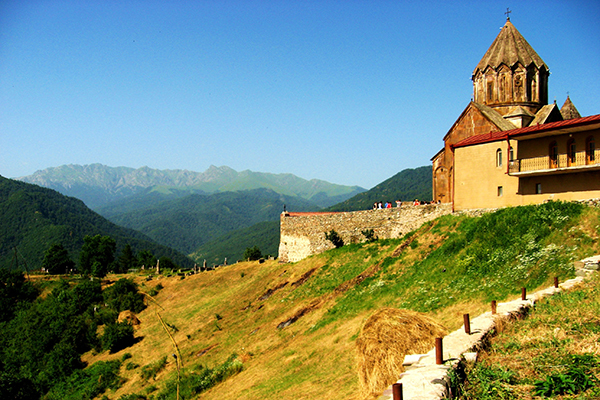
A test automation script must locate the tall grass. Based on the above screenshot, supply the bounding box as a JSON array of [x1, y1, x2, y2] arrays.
[[301, 202, 588, 331], [456, 273, 600, 399]]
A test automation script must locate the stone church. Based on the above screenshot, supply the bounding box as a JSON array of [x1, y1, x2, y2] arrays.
[[432, 17, 600, 211]]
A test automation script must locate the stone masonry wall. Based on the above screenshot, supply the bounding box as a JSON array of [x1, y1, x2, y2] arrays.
[[278, 204, 453, 263]]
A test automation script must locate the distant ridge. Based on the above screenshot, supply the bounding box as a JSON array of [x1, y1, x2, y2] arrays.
[[19, 164, 365, 209], [325, 166, 432, 211]]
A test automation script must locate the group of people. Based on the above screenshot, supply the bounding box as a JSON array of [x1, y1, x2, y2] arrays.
[[373, 200, 402, 209], [372, 199, 440, 210]]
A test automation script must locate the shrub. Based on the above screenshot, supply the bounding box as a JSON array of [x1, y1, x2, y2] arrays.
[[102, 322, 135, 353], [361, 229, 377, 242], [325, 230, 344, 248], [243, 246, 262, 261], [533, 354, 599, 396], [140, 356, 167, 381], [44, 360, 123, 400], [103, 279, 146, 313]]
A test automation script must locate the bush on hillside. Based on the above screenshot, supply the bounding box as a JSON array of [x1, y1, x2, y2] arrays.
[[102, 322, 135, 353], [325, 229, 344, 248], [103, 278, 146, 313], [243, 246, 262, 261]]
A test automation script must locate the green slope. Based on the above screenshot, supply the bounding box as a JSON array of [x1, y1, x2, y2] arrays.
[[0, 176, 193, 270], [104, 188, 319, 255], [326, 166, 432, 211], [53, 200, 600, 400], [191, 220, 280, 266]]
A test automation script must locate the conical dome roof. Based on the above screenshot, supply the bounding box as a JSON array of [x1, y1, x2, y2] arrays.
[[473, 20, 547, 75], [560, 96, 581, 120]]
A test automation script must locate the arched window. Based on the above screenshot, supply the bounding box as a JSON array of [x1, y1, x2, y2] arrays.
[[587, 136, 596, 164], [549, 141, 558, 168], [567, 138, 576, 166], [496, 148, 503, 167]]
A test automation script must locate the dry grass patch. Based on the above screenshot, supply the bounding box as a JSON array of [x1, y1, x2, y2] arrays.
[[356, 308, 447, 400]]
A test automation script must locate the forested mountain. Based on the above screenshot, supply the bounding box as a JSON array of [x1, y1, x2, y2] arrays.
[[325, 166, 432, 211], [0, 176, 193, 270], [188, 166, 433, 264], [191, 220, 280, 266], [104, 188, 318, 255], [19, 164, 365, 209]]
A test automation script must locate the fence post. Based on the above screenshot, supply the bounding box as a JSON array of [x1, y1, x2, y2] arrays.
[[392, 383, 403, 400], [463, 314, 471, 334], [554, 277, 559, 288], [521, 287, 527, 301], [491, 300, 497, 315], [435, 337, 443, 365]]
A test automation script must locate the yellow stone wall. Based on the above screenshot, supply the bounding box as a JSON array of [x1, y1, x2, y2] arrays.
[[453, 140, 520, 211]]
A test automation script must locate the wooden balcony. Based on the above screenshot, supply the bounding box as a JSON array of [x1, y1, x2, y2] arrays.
[[508, 149, 600, 176]]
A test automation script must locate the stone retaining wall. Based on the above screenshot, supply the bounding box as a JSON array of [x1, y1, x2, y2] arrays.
[[278, 204, 453, 263]]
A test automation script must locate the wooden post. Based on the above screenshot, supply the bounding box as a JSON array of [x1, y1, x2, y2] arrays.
[[435, 337, 443, 365], [392, 383, 403, 400], [521, 287, 527, 301], [463, 314, 471, 334], [491, 300, 497, 315], [554, 277, 559, 288]]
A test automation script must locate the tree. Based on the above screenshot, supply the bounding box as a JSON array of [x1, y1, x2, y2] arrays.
[[325, 230, 344, 248], [137, 250, 156, 270], [79, 235, 116, 277], [42, 244, 75, 275], [0, 269, 38, 322], [118, 244, 136, 273], [158, 256, 177, 271], [243, 246, 262, 261], [102, 321, 134, 353], [103, 278, 146, 313]]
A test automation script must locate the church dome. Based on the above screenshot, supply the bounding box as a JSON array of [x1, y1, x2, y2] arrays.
[[473, 20, 547, 75], [471, 18, 549, 116]]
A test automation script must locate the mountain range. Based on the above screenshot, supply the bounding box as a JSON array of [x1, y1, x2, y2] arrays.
[[13, 164, 433, 265], [19, 164, 365, 210]]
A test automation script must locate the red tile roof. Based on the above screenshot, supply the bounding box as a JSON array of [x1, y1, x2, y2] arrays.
[[453, 114, 600, 148]]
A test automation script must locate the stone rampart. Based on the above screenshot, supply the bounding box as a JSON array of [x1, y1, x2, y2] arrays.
[[278, 204, 453, 262]]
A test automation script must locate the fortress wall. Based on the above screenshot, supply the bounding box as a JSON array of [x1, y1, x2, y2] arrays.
[[278, 204, 453, 262]]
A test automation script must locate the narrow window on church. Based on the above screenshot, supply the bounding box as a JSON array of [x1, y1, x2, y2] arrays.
[[497, 186, 503, 197], [536, 183, 542, 194], [567, 139, 576, 167], [487, 81, 494, 102], [549, 141, 558, 168], [496, 149, 503, 167], [587, 136, 595, 164]]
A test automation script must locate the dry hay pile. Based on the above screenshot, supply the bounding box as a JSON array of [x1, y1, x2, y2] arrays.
[[356, 308, 447, 399], [117, 310, 141, 326]]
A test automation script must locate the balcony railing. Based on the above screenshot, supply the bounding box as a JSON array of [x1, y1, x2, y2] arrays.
[[508, 149, 600, 175]]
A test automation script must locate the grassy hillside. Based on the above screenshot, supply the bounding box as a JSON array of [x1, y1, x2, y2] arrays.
[[0, 176, 193, 270], [326, 166, 432, 211], [458, 272, 600, 399], [68, 201, 599, 400]]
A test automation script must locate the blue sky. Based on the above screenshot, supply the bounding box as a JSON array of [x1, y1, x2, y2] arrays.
[[1, 0, 598, 189]]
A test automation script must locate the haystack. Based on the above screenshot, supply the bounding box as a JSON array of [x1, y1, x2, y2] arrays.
[[117, 310, 141, 326], [356, 308, 447, 399]]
